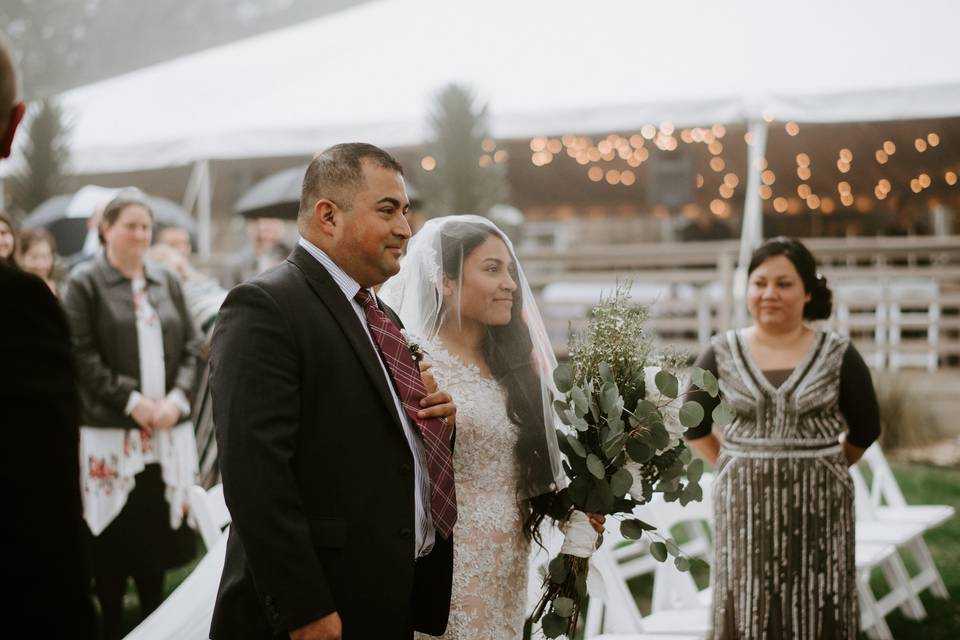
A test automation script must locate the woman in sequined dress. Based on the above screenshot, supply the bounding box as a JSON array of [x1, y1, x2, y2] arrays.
[[685, 237, 880, 639]]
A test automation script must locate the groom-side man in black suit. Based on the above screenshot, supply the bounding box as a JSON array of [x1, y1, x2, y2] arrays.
[[209, 143, 456, 640]]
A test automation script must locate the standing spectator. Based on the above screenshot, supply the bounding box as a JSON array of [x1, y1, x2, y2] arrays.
[[156, 224, 193, 259], [223, 216, 287, 286], [63, 195, 202, 640], [0, 32, 98, 639], [17, 226, 60, 295], [0, 209, 17, 267]]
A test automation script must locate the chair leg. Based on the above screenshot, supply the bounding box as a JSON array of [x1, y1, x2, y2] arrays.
[[858, 575, 893, 640], [909, 537, 949, 599], [879, 552, 926, 620]]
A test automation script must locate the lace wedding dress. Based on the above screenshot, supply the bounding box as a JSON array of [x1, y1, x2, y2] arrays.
[[417, 338, 530, 640]]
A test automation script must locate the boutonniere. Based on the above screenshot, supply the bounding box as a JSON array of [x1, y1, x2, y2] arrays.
[[400, 329, 426, 364]]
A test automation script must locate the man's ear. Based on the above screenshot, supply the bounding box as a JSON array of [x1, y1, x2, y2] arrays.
[[0, 101, 25, 159], [312, 199, 340, 237]]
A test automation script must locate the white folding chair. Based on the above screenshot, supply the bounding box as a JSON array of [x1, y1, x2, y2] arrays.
[[860, 444, 955, 530], [188, 483, 231, 551], [851, 467, 946, 605]]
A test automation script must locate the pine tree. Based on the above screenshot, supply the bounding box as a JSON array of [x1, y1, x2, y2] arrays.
[[9, 98, 71, 217], [418, 84, 505, 217]]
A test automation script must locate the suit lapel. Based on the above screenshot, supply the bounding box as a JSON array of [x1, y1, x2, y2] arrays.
[[287, 246, 405, 435]]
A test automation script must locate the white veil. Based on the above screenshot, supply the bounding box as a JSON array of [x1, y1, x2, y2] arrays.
[[380, 215, 566, 501]]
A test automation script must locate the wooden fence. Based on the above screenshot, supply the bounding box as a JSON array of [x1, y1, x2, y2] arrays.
[[518, 236, 960, 369]]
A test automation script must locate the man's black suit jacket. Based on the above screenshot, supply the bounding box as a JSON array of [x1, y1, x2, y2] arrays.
[[209, 246, 453, 639], [0, 265, 98, 638]]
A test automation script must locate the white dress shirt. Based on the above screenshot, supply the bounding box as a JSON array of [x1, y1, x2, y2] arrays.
[[298, 237, 436, 557]]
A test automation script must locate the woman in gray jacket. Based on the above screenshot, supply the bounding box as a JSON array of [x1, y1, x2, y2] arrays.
[[64, 195, 202, 640]]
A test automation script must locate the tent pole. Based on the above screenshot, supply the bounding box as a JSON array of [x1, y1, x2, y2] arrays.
[[733, 118, 769, 327], [197, 160, 212, 260]]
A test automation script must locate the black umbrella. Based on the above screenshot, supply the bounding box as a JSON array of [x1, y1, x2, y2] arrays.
[[235, 164, 424, 220], [22, 188, 197, 258]]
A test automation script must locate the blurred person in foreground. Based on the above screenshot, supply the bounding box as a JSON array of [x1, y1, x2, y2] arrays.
[[224, 216, 289, 286], [0, 209, 18, 266], [684, 237, 880, 639], [17, 226, 61, 296], [63, 195, 202, 640], [0, 32, 98, 639]]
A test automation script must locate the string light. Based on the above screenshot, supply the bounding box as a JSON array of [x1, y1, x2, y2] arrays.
[[547, 139, 563, 154], [708, 141, 723, 155], [494, 150, 508, 163], [620, 170, 636, 186], [927, 133, 940, 147], [839, 149, 853, 162], [796, 153, 811, 167], [479, 155, 492, 168], [806, 195, 821, 210], [710, 157, 726, 172], [841, 193, 854, 207], [874, 150, 888, 164], [919, 173, 932, 188], [910, 178, 922, 193], [588, 167, 603, 182], [947, 171, 958, 186], [761, 170, 776, 185], [680, 129, 693, 144], [696, 174, 705, 188], [482, 138, 496, 152], [719, 184, 734, 199], [797, 184, 812, 199], [605, 169, 621, 185], [759, 185, 773, 200], [837, 181, 852, 194], [915, 138, 928, 152], [797, 166, 812, 180], [785, 122, 800, 136], [530, 136, 547, 152], [641, 125, 657, 139], [837, 158, 851, 173], [821, 197, 836, 214], [629, 134, 645, 148], [773, 197, 788, 213], [421, 156, 437, 171], [723, 173, 740, 188], [883, 141, 896, 155], [762, 112, 775, 123], [660, 121, 675, 135]]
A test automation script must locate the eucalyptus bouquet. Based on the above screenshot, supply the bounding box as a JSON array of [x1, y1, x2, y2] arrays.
[[530, 285, 734, 639]]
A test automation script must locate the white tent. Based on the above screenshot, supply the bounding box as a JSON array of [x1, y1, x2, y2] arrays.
[[58, 0, 960, 173], [20, 0, 960, 264]]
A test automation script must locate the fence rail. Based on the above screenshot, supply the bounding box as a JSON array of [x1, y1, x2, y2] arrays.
[[518, 236, 960, 369]]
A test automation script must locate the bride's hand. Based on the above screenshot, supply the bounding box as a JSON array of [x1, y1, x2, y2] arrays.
[[587, 512, 606, 534], [419, 362, 438, 394]]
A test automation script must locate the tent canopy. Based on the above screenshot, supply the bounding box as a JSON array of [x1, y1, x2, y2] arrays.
[[55, 0, 960, 174]]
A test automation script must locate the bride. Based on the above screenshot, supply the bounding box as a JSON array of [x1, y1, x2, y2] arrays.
[[380, 215, 602, 639]]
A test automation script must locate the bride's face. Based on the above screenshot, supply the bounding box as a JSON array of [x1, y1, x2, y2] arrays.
[[443, 234, 518, 327]]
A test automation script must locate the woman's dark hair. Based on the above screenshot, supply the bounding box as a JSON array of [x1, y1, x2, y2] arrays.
[[0, 210, 17, 267], [439, 222, 565, 541], [748, 236, 832, 320], [17, 227, 58, 279], [99, 196, 154, 245]]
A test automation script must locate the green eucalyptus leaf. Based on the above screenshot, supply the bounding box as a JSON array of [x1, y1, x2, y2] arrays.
[[585, 477, 616, 513], [690, 366, 706, 389], [689, 557, 710, 573], [553, 596, 575, 618], [549, 556, 569, 583], [655, 370, 679, 398], [571, 386, 589, 417], [674, 556, 691, 572], [620, 518, 646, 540], [626, 438, 653, 463], [650, 420, 671, 451], [567, 476, 591, 508], [599, 361, 614, 383], [603, 432, 627, 460], [610, 467, 634, 497], [599, 381, 620, 415], [665, 539, 681, 557], [570, 413, 589, 432], [678, 401, 705, 428], [553, 364, 574, 393], [541, 612, 567, 638], [575, 574, 588, 598], [679, 447, 693, 464], [554, 400, 572, 424], [635, 399, 658, 418], [712, 400, 736, 426], [586, 453, 606, 479], [566, 434, 587, 458], [651, 541, 668, 562], [606, 416, 625, 435], [702, 370, 720, 397], [687, 458, 704, 482]]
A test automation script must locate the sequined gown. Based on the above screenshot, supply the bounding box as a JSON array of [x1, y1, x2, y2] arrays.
[[416, 339, 529, 640], [690, 329, 875, 640]]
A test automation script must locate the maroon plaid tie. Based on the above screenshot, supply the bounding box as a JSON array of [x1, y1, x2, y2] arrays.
[[354, 288, 457, 539]]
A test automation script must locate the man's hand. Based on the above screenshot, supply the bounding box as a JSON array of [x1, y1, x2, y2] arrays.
[[418, 362, 457, 427], [152, 399, 182, 430], [131, 397, 158, 434], [290, 612, 342, 640], [587, 512, 606, 534]]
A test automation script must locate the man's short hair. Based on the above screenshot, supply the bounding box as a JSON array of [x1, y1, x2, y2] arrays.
[[0, 32, 21, 127], [298, 143, 404, 228]]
